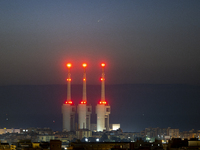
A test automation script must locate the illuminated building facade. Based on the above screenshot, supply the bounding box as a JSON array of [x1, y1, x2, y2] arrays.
[[0, 128, 20, 134], [77, 63, 92, 129], [96, 63, 111, 131], [62, 63, 76, 131]]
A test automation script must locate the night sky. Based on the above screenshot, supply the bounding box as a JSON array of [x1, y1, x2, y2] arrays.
[[0, 0, 200, 85], [0, 1, 200, 132]]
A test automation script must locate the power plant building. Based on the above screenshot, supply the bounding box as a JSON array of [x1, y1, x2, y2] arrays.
[[62, 63, 111, 132], [62, 63, 76, 131], [96, 63, 111, 131], [77, 63, 92, 130]]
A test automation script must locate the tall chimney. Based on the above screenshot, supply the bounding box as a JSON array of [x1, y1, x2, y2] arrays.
[[82, 63, 87, 101], [66, 63, 72, 101], [101, 63, 105, 101]]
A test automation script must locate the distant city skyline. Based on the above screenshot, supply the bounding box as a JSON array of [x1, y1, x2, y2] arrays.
[[0, 0, 200, 85]]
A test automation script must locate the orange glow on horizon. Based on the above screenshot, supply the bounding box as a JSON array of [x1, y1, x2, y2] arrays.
[[82, 63, 87, 67], [101, 63, 105, 67], [83, 78, 86, 81], [66, 63, 72, 68]]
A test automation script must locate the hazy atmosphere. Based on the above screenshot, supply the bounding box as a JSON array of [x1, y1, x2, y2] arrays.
[[0, 1, 200, 132], [0, 0, 200, 85]]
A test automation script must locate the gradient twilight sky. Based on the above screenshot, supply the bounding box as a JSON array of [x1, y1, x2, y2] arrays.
[[0, 0, 200, 85]]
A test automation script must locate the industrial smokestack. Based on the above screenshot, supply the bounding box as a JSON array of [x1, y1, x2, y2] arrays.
[[96, 63, 110, 131], [66, 63, 72, 101], [77, 63, 87, 129], [82, 63, 87, 102], [101, 63, 105, 101], [62, 63, 75, 131]]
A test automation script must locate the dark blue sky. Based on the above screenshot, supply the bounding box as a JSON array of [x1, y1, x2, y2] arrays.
[[0, 0, 200, 85], [1, 84, 200, 132]]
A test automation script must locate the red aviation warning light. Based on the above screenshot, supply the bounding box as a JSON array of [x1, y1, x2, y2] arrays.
[[101, 63, 105, 67], [66, 78, 72, 81], [80, 100, 87, 104], [100, 77, 105, 81], [82, 63, 87, 68], [99, 101, 107, 105], [65, 100, 73, 105], [82, 63, 87, 81], [66, 63, 72, 68]]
